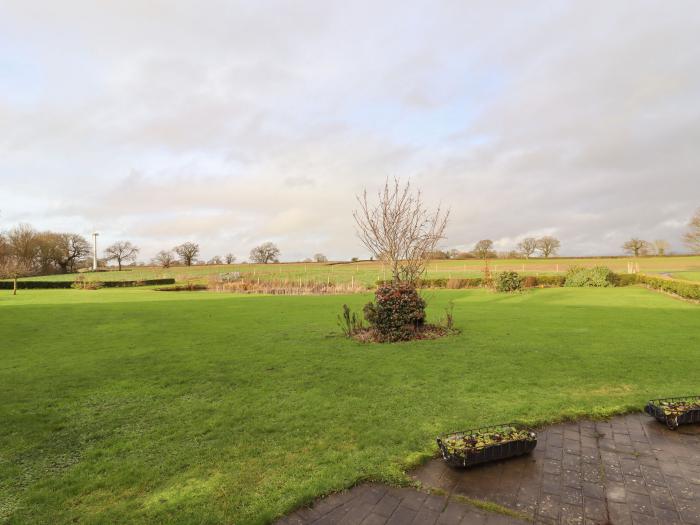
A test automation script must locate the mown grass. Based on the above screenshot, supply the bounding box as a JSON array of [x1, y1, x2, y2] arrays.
[[668, 271, 700, 281], [1, 286, 699, 524], [9, 255, 700, 287]]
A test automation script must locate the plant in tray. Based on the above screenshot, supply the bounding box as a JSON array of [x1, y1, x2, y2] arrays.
[[646, 395, 700, 429], [442, 426, 535, 456]]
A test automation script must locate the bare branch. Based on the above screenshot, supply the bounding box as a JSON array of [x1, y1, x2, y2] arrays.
[[353, 178, 449, 284]]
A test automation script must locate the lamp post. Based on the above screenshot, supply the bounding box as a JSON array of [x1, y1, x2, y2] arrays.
[[92, 232, 99, 271]]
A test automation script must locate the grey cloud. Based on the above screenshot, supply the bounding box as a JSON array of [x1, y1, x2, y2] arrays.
[[1, 1, 699, 260]]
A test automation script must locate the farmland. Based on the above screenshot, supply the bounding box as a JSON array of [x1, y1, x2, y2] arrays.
[[1, 285, 699, 524], [11, 255, 700, 287]]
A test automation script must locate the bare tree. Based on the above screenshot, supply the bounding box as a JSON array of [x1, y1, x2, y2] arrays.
[[354, 178, 449, 283], [104, 241, 139, 271], [622, 238, 651, 257], [208, 255, 223, 265], [313, 253, 328, 263], [0, 255, 32, 295], [517, 237, 537, 259], [6, 224, 39, 269], [153, 250, 175, 268], [174, 242, 200, 266], [652, 239, 670, 256], [225, 253, 236, 264], [51, 233, 91, 273], [684, 208, 700, 253], [0, 250, 32, 296], [536, 236, 561, 258], [472, 239, 495, 260], [0, 232, 10, 268], [250, 242, 280, 263]]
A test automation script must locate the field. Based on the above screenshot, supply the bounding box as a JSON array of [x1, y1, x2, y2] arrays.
[[11, 255, 700, 287], [2, 285, 699, 524]]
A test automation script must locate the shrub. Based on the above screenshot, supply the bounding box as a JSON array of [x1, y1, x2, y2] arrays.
[[565, 266, 616, 287], [522, 275, 538, 288], [337, 304, 364, 337], [535, 275, 567, 287], [71, 276, 104, 290], [377, 277, 483, 289], [494, 271, 522, 292], [446, 278, 483, 288], [611, 273, 638, 287], [363, 282, 426, 342]]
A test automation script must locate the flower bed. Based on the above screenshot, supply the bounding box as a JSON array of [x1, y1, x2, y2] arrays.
[[645, 396, 700, 430], [437, 424, 537, 468]]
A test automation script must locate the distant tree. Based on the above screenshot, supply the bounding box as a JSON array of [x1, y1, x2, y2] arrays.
[[250, 242, 280, 264], [208, 255, 223, 265], [536, 236, 560, 258], [427, 250, 449, 260], [0, 256, 31, 295], [303, 257, 313, 263], [6, 224, 39, 269], [622, 238, 651, 257], [472, 239, 495, 260], [0, 233, 9, 267], [104, 241, 139, 271], [50, 233, 91, 273], [225, 253, 236, 264], [313, 253, 328, 263], [351, 257, 359, 262], [447, 248, 461, 259], [174, 242, 200, 266], [652, 240, 670, 256], [153, 250, 175, 268], [684, 208, 700, 253], [517, 237, 538, 259]]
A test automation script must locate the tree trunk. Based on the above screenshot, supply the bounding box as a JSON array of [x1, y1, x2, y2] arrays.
[[118, 259, 122, 271], [13, 277, 17, 296]]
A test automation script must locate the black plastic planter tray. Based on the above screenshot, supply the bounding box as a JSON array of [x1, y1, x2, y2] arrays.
[[645, 396, 700, 430], [437, 423, 537, 468]]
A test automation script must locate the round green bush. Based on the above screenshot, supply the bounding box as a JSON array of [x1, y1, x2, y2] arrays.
[[363, 282, 426, 342], [564, 266, 616, 287], [494, 271, 522, 292]]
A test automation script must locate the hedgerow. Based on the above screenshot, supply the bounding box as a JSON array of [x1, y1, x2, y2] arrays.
[[636, 274, 700, 301]]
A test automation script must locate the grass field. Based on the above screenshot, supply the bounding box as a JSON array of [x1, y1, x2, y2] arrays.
[[1, 285, 699, 524], [11, 255, 700, 287]]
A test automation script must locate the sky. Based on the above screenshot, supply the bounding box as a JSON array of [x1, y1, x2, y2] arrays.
[[1, 1, 699, 262]]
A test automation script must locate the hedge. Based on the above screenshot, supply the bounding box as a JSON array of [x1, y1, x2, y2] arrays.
[[636, 274, 700, 301], [0, 278, 175, 290], [376, 273, 639, 290]]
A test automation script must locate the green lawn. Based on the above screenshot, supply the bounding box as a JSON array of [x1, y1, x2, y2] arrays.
[[668, 271, 700, 281], [1, 286, 699, 524]]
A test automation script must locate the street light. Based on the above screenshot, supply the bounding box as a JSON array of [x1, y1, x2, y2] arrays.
[[92, 232, 99, 271]]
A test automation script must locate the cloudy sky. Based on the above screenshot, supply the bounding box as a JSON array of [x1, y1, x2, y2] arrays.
[[1, 1, 699, 261]]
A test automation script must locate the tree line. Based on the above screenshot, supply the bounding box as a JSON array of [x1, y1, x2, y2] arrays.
[[2, 208, 699, 279]]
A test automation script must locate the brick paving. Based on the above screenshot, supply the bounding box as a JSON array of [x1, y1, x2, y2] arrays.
[[276, 413, 700, 524]]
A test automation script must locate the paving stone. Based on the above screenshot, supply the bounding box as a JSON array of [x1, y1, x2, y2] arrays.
[[625, 491, 653, 516], [373, 492, 401, 517], [582, 496, 607, 522], [275, 414, 700, 525]]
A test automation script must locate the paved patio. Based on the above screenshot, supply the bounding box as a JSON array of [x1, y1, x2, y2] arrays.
[[276, 413, 700, 524]]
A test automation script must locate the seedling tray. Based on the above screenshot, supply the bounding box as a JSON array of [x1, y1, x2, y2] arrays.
[[437, 423, 537, 468], [645, 395, 700, 430]]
